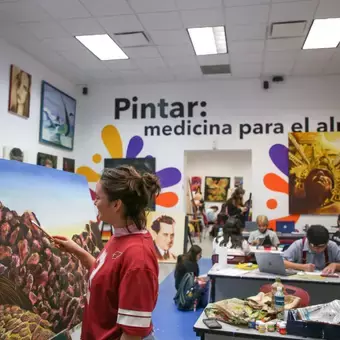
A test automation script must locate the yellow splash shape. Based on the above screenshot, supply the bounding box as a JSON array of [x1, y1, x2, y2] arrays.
[[92, 153, 102, 164], [76, 166, 100, 182], [102, 125, 123, 158]]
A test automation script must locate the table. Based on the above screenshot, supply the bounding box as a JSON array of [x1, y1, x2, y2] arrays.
[[208, 264, 340, 305], [194, 311, 318, 340]]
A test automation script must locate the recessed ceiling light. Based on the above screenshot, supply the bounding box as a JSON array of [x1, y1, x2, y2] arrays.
[[303, 18, 340, 50], [188, 26, 227, 56], [75, 34, 128, 60]]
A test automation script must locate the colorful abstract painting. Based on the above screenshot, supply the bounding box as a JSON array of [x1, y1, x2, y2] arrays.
[[288, 132, 340, 215], [190, 176, 202, 193], [204, 177, 230, 202], [234, 176, 243, 188], [0, 159, 101, 338], [147, 211, 185, 263]]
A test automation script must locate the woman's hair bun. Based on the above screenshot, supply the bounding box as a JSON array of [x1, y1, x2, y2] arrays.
[[142, 172, 161, 198]]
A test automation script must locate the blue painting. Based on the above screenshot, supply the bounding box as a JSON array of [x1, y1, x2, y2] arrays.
[[0, 159, 101, 338], [39, 81, 76, 150]]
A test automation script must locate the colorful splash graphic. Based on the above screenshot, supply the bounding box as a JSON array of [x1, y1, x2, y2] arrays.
[[76, 125, 182, 208], [264, 144, 300, 230]]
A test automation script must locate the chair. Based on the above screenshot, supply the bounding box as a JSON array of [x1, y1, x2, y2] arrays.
[[259, 284, 310, 307]]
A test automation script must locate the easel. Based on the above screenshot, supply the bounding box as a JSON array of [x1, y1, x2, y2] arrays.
[[188, 178, 202, 243]]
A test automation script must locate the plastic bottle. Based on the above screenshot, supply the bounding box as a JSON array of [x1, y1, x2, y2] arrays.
[[271, 277, 284, 306], [274, 286, 285, 321], [217, 227, 223, 238]]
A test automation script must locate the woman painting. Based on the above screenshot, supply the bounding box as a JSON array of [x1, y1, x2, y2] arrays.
[[9, 65, 31, 118], [226, 187, 248, 227], [53, 166, 160, 340]]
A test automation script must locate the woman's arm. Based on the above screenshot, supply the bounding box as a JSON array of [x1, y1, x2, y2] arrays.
[[73, 246, 96, 270]]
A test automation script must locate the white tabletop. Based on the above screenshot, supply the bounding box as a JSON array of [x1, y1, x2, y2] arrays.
[[208, 264, 340, 284], [194, 311, 319, 339]]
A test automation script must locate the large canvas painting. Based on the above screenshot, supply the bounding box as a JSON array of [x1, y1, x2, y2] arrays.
[[288, 132, 340, 215], [40, 81, 76, 151], [104, 158, 156, 210], [8, 65, 32, 119], [3, 146, 28, 163], [0, 159, 102, 338], [147, 211, 185, 263], [204, 177, 230, 202]]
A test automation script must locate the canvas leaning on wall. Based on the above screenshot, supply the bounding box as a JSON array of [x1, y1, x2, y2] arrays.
[[0, 159, 101, 339], [147, 211, 185, 263]]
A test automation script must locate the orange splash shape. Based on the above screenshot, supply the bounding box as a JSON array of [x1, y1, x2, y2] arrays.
[[76, 166, 100, 182], [102, 125, 123, 159], [156, 192, 178, 208], [92, 153, 102, 163], [267, 199, 278, 210], [269, 215, 300, 231], [263, 173, 288, 194]]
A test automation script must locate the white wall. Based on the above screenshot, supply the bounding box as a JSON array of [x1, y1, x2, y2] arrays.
[[184, 150, 252, 211], [0, 38, 77, 168], [75, 75, 340, 230]]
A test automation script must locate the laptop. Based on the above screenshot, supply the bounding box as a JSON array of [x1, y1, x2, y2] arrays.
[[255, 252, 297, 276], [245, 221, 258, 232], [276, 221, 295, 234]]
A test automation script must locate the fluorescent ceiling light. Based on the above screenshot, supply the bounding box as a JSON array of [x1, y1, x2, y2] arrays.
[[303, 18, 340, 50], [75, 34, 128, 60], [188, 26, 227, 56]]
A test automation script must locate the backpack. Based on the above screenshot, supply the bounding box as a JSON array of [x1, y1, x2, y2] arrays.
[[174, 272, 200, 311]]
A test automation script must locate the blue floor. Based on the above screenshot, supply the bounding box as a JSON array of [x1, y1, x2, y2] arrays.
[[153, 258, 211, 340]]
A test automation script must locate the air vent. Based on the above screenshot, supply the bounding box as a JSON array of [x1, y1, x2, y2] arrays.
[[201, 64, 231, 75], [269, 21, 307, 39], [114, 31, 150, 47]]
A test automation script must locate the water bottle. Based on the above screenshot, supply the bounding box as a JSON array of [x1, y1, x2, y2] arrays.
[[274, 286, 285, 321], [217, 227, 223, 237]]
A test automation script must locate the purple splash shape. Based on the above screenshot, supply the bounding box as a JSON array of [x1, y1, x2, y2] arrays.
[[269, 144, 289, 177], [126, 136, 144, 158], [146, 155, 153, 159], [156, 167, 182, 189]]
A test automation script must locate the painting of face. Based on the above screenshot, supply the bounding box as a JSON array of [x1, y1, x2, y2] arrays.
[[37, 152, 57, 169], [8, 65, 32, 118]]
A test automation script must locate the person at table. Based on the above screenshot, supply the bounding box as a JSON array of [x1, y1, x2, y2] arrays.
[[206, 205, 219, 224], [283, 224, 340, 274], [213, 217, 250, 255], [248, 215, 280, 247]]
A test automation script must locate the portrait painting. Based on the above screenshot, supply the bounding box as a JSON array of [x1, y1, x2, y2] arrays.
[[204, 176, 230, 202], [0, 159, 100, 338], [63, 157, 75, 173], [8, 65, 32, 119], [3, 146, 28, 163], [147, 211, 185, 263], [37, 152, 57, 169], [288, 132, 340, 215], [40, 81, 76, 151]]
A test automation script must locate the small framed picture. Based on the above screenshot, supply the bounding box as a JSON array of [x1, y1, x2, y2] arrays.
[[3, 146, 28, 162], [63, 157, 75, 173], [37, 152, 57, 169]]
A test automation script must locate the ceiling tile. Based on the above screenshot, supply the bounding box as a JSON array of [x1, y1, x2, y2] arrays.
[[80, 0, 132, 16], [98, 15, 143, 33], [147, 72, 175, 82], [128, 0, 177, 13], [41, 37, 84, 52], [157, 44, 194, 57], [265, 50, 298, 64], [315, 0, 340, 18], [292, 60, 326, 76], [124, 46, 160, 58], [0, 1, 51, 22], [228, 40, 265, 53], [270, 0, 318, 22], [149, 30, 190, 45], [163, 55, 199, 67], [224, 0, 270, 6], [20, 21, 70, 39], [40, 0, 91, 19], [105, 59, 137, 70], [60, 18, 105, 36], [134, 57, 167, 69], [324, 58, 340, 75], [197, 54, 230, 65], [227, 24, 267, 41], [176, 0, 222, 10], [180, 8, 225, 27], [60, 49, 106, 70], [138, 12, 183, 30], [230, 52, 263, 63], [225, 5, 270, 25], [266, 37, 304, 52], [264, 60, 294, 75], [231, 62, 262, 78], [272, 0, 315, 2]]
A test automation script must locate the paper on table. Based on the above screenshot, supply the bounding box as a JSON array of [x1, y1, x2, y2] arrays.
[[213, 267, 250, 276], [297, 271, 322, 276]]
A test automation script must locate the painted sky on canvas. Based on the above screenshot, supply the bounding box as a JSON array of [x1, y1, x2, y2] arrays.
[[0, 159, 96, 236]]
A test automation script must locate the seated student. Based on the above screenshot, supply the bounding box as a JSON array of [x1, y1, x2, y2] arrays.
[[206, 205, 219, 224], [331, 215, 340, 246], [283, 225, 340, 274], [213, 217, 250, 256], [248, 215, 280, 247]]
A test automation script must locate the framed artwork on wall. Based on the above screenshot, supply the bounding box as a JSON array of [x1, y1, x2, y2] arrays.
[[37, 152, 57, 169], [3, 146, 28, 162], [39, 81, 76, 150], [190, 176, 202, 193], [204, 176, 230, 202], [8, 64, 32, 119], [63, 157, 75, 172]]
